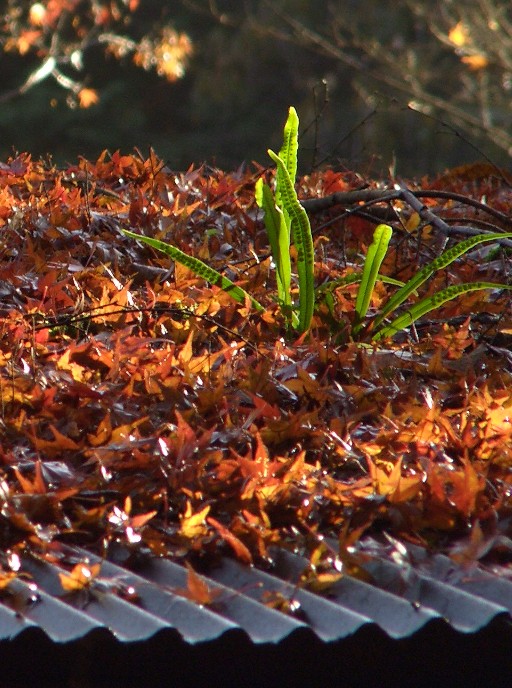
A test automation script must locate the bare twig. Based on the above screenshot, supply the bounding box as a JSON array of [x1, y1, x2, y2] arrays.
[[301, 185, 512, 248]]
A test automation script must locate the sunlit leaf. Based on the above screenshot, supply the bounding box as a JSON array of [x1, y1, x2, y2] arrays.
[[13, 461, 46, 495], [78, 88, 99, 108], [59, 562, 101, 592], [448, 22, 469, 47], [367, 457, 423, 503], [268, 147, 315, 332], [372, 232, 512, 335], [179, 502, 211, 539], [353, 223, 393, 333]]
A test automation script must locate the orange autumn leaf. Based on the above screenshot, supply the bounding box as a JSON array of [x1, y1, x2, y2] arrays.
[[29, 4, 48, 26], [179, 501, 210, 539], [301, 543, 343, 592], [207, 516, 253, 565], [449, 520, 490, 567], [174, 562, 223, 606], [129, 509, 158, 529], [427, 458, 484, 517], [13, 460, 46, 495], [88, 414, 112, 446], [59, 562, 101, 592], [56, 348, 88, 382], [244, 392, 281, 420], [153, 29, 193, 82], [302, 570, 343, 593], [177, 330, 194, 365], [0, 570, 18, 590], [108, 496, 157, 531], [109, 417, 148, 444], [9, 30, 41, 55], [367, 457, 423, 503], [28, 424, 80, 455], [461, 54, 488, 70], [78, 88, 99, 108]]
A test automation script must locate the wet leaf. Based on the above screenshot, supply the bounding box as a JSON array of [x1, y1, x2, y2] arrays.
[[59, 562, 101, 592]]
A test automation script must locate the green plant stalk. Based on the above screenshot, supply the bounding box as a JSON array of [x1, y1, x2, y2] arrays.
[[374, 281, 512, 340], [268, 149, 315, 333], [122, 229, 264, 312], [372, 231, 512, 331], [255, 178, 292, 314], [255, 106, 302, 330], [353, 223, 393, 334]]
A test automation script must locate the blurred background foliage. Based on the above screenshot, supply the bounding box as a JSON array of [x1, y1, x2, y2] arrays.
[[1, 0, 511, 177]]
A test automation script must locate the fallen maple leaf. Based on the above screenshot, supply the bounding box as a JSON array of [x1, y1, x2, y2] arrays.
[[173, 562, 223, 606], [207, 516, 253, 565], [366, 456, 423, 503], [59, 562, 101, 592], [179, 501, 210, 539], [13, 460, 46, 495]]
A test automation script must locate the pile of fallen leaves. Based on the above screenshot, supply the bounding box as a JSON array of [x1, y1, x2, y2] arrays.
[[0, 151, 511, 583]]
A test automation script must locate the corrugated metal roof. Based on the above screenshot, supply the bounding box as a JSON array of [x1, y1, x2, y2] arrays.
[[2, 538, 512, 645], [2, 539, 512, 687]]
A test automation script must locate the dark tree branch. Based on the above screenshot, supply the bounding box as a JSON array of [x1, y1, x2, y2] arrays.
[[300, 185, 512, 247]]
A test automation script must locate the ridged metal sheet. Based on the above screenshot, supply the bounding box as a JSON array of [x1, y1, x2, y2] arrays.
[[2, 538, 511, 646]]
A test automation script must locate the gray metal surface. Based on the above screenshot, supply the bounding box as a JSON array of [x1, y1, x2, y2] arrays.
[[1, 537, 511, 646]]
